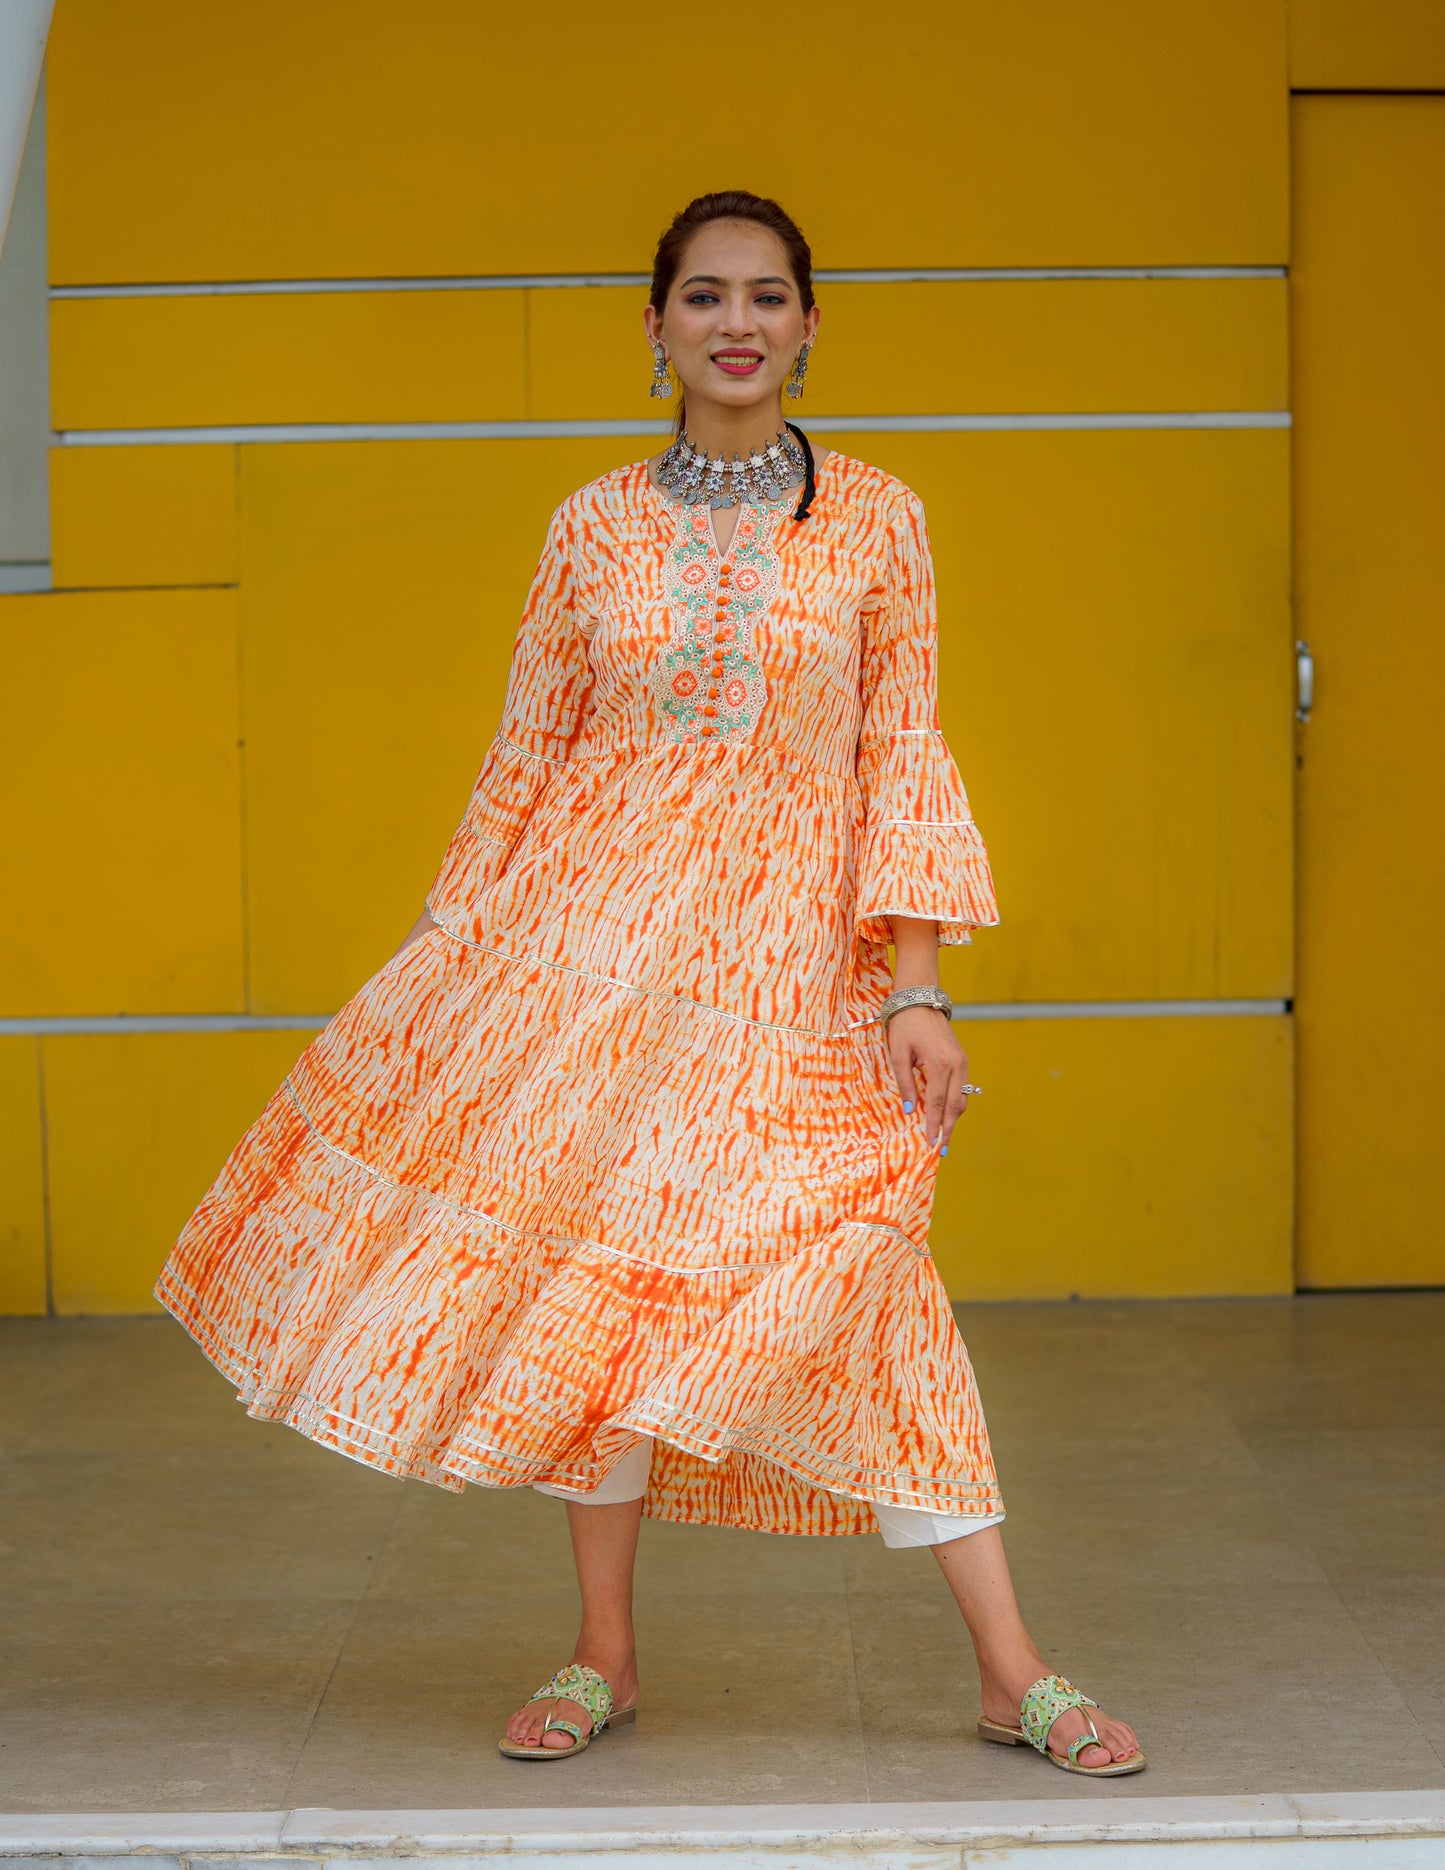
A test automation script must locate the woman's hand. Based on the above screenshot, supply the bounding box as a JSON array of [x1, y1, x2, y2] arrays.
[[886, 1006, 972, 1154]]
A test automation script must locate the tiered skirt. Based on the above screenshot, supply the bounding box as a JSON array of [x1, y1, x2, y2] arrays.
[[156, 739, 1003, 1535]]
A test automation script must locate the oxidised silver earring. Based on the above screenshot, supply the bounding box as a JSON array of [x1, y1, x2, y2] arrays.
[[649, 343, 673, 399], [784, 342, 812, 400]]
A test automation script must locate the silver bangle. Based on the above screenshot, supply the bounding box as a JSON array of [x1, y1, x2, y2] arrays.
[[880, 984, 953, 1026]]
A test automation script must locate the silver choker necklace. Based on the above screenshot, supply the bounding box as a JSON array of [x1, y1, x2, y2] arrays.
[[655, 426, 807, 509]]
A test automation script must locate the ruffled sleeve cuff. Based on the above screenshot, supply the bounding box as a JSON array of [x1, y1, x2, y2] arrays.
[[855, 729, 1000, 948], [425, 734, 565, 925]]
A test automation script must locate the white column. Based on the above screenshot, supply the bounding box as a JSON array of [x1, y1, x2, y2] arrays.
[[0, 0, 53, 259]]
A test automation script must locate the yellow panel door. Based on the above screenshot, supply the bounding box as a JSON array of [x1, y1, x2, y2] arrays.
[[1292, 97, 1445, 1286]]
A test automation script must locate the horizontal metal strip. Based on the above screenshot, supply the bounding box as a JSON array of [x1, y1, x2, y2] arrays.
[[2, 999, 1288, 1035], [0, 562, 51, 593], [951, 998, 1289, 1020], [1290, 86, 1445, 97], [49, 264, 1287, 301], [6, 1015, 333, 1035], [52, 410, 1290, 449]]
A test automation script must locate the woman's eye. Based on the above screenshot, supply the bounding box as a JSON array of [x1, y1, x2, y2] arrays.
[[686, 292, 719, 305], [756, 294, 785, 306]]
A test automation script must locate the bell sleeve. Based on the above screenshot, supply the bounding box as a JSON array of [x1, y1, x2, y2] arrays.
[[854, 487, 1000, 948], [426, 504, 593, 922]]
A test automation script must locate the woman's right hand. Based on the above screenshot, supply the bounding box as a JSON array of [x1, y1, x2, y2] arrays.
[[886, 1005, 971, 1153]]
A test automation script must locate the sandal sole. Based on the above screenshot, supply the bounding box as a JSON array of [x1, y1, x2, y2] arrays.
[[498, 1704, 638, 1760], [977, 1720, 1146, 1775]]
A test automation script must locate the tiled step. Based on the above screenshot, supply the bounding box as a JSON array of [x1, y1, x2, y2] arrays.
[[3, 1795, 1445, 1869]]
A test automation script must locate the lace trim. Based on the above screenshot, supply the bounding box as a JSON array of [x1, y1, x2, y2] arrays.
[[424, 907, 877, 1038], [649, 501, 783, 743], [159, 1260, 992, 1512], [162, 1267, 996, 1513], [278, 1076, 924, 1273], [615, 1398, 1001, 1504], [870, 817, 975, 829], [495, 732, 568, 767], [858, 726, 944, 748], [154, 1268, 469, 1488]]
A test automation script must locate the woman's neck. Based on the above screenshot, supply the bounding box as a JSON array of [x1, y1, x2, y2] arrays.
[[676, 398, 790, 458]]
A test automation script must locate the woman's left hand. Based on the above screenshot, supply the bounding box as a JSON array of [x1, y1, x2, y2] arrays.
[[886, 1006, 972, 1153]]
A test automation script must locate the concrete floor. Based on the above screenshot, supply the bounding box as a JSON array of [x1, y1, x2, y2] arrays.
[[1, 1294, 1442, 1813]]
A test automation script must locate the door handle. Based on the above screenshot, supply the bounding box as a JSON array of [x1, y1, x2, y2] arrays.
[[1296, 639, 1314, 724]]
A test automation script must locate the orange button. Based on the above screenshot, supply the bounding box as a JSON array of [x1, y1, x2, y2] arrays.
[[701, 723, 716, 736], [706, 686, 719, 699], [701, 703, 717, 716]]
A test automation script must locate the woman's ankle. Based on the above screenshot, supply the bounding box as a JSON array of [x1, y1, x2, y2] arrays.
[[975, 1638, 1046, 1685], [574, 1625, 636, 1665]]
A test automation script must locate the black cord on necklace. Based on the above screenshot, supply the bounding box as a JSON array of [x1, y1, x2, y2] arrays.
[[785, 421, 816, 522]]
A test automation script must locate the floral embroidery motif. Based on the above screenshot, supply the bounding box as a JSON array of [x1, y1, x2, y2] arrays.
[[526, 1661, 617, 1739], [1018, 1675, 1100, 1757], [649, 502, 782, 742], [156, 457, 1008, 1548]]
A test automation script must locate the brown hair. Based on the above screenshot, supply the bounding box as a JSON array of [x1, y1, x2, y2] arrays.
[[649, 190, 815, 436]]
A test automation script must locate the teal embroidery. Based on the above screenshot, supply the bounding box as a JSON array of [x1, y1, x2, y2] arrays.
[[528, 1661, 617, 1742], [1018, 1674, 1100, 1757], [650, 502, 781, 743]]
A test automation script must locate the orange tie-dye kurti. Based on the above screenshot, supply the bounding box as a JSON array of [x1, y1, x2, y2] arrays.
[[156, 450, 1004, 1536]]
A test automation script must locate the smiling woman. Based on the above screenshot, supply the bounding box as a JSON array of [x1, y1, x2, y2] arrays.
[[643, 190, 821, 458], [153, 187, 1143, 1781]]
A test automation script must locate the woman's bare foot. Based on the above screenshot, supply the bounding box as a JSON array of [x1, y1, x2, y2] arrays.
[[981, 1648, 1140, 1767], [502, 1643, 640, 1752]]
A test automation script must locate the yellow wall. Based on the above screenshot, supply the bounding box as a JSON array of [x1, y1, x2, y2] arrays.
[[5, 0, 1437, 1311], [1291, 96, 1445, 1288], [1, 589, 244, 1017], [0, 1039, 46, 1315], [45, 2, 1288, 280], [50, 278, 1287, 431], [1289, 0, 1445, 86], [933, 1015, 1294, 1301], [43, 1030, 311, 1314]]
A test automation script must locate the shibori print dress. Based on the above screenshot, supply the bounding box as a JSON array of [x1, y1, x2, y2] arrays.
[[155, 450, 1005, 1537]]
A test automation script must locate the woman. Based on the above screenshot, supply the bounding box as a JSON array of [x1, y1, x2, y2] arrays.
[[156, 190, 1142, 1778]]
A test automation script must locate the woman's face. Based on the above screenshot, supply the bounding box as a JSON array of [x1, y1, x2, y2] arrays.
[[644, 219, 819, 418]]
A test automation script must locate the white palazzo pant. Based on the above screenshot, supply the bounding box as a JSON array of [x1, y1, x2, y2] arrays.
[[533, 1433, 1005, 1549]]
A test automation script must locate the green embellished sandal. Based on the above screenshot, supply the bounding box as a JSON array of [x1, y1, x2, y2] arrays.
[[497, 1661, 638, 1760], [978, 1672, 1146, 1777]]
